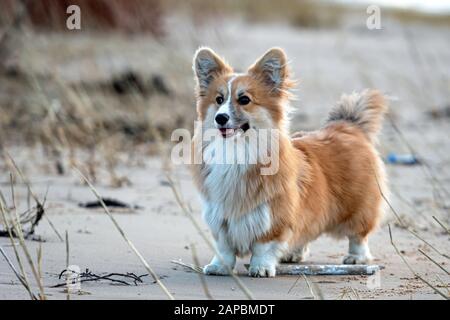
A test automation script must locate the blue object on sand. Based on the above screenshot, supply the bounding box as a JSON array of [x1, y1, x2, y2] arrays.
[[386, 153, 419, 165]]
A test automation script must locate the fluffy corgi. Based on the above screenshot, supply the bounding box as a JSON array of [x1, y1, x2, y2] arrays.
[[190, 47, 388, 277]]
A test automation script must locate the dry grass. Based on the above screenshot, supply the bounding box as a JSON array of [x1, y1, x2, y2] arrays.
[[0, 186, 46, 299], [388, 225, 449, 300], [0, 55, 194, 186], [1, 1, 194, 186]]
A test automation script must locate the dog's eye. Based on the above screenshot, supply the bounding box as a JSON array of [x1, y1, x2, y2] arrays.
[[238, 96, 251, 105], [216, 96, 224, 105]]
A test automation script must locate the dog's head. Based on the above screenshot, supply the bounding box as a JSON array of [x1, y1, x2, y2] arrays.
[[193, 47, 294, 138]]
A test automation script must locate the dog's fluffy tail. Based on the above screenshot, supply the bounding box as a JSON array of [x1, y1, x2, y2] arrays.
[[327, 89, 388, 144]]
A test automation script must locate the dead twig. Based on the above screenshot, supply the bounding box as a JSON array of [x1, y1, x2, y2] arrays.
[[0, 175, 45, 240], [171, 259, 203, 274], [5, 154, 63, 241], [53, 268, 149, 287]]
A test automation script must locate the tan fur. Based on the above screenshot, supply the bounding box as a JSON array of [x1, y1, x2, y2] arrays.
[[327, 90, 388, 144], [191, 47, 388, 269]]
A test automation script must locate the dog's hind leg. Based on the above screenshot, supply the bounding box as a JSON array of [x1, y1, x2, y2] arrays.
[[343, 235, 373, 264]]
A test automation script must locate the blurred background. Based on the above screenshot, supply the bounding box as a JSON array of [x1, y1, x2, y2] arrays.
[[0, 0, 449, 225]]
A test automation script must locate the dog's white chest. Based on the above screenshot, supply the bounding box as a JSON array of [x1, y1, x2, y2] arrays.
[[200, 137, 272, 254], [204, 163, 247, 201], [202, 194, 271, 255]]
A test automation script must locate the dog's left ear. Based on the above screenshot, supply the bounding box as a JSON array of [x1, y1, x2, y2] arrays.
[[193, 47, 232, 96], [248, 47, 291, 94]]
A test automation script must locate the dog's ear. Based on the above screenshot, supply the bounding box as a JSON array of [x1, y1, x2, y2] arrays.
[[193, 47, 232, 96], [248, 47, 292, 94]]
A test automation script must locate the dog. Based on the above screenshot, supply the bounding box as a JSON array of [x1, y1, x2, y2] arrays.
[[190, 47, 388, 277]]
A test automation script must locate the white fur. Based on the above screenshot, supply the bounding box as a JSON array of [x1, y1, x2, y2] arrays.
[[203, 230, 236, 275], [200, 125, 274, 274], [215, 76, 236, 122], [202, 200, 273, 275], [202, 200, 272, 255], [199, 75, 279, 276], [202, 104, 277, 170], [203, 105, 217, 130], [226, 204, 271, 254], [343, 236, 373, 264]]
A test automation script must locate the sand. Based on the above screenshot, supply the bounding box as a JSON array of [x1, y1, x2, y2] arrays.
[[0, 149, 448, 300]]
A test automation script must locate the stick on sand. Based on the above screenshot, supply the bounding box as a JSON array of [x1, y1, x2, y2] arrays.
[[244, 264, 383, 276]]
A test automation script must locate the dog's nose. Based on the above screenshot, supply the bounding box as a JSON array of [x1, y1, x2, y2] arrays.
[[215, 113, 230, 126]]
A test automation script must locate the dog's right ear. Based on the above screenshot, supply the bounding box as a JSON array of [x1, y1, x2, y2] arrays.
[[193, 47, 232, 96]]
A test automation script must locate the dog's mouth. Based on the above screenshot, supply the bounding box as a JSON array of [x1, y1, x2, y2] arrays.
[[218, 122, 250, 138]]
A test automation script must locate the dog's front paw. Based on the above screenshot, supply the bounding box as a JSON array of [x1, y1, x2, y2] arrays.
[[343, 254, 372, 265], [248, 263, 276, 278], [203, 263, 232, 276]]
